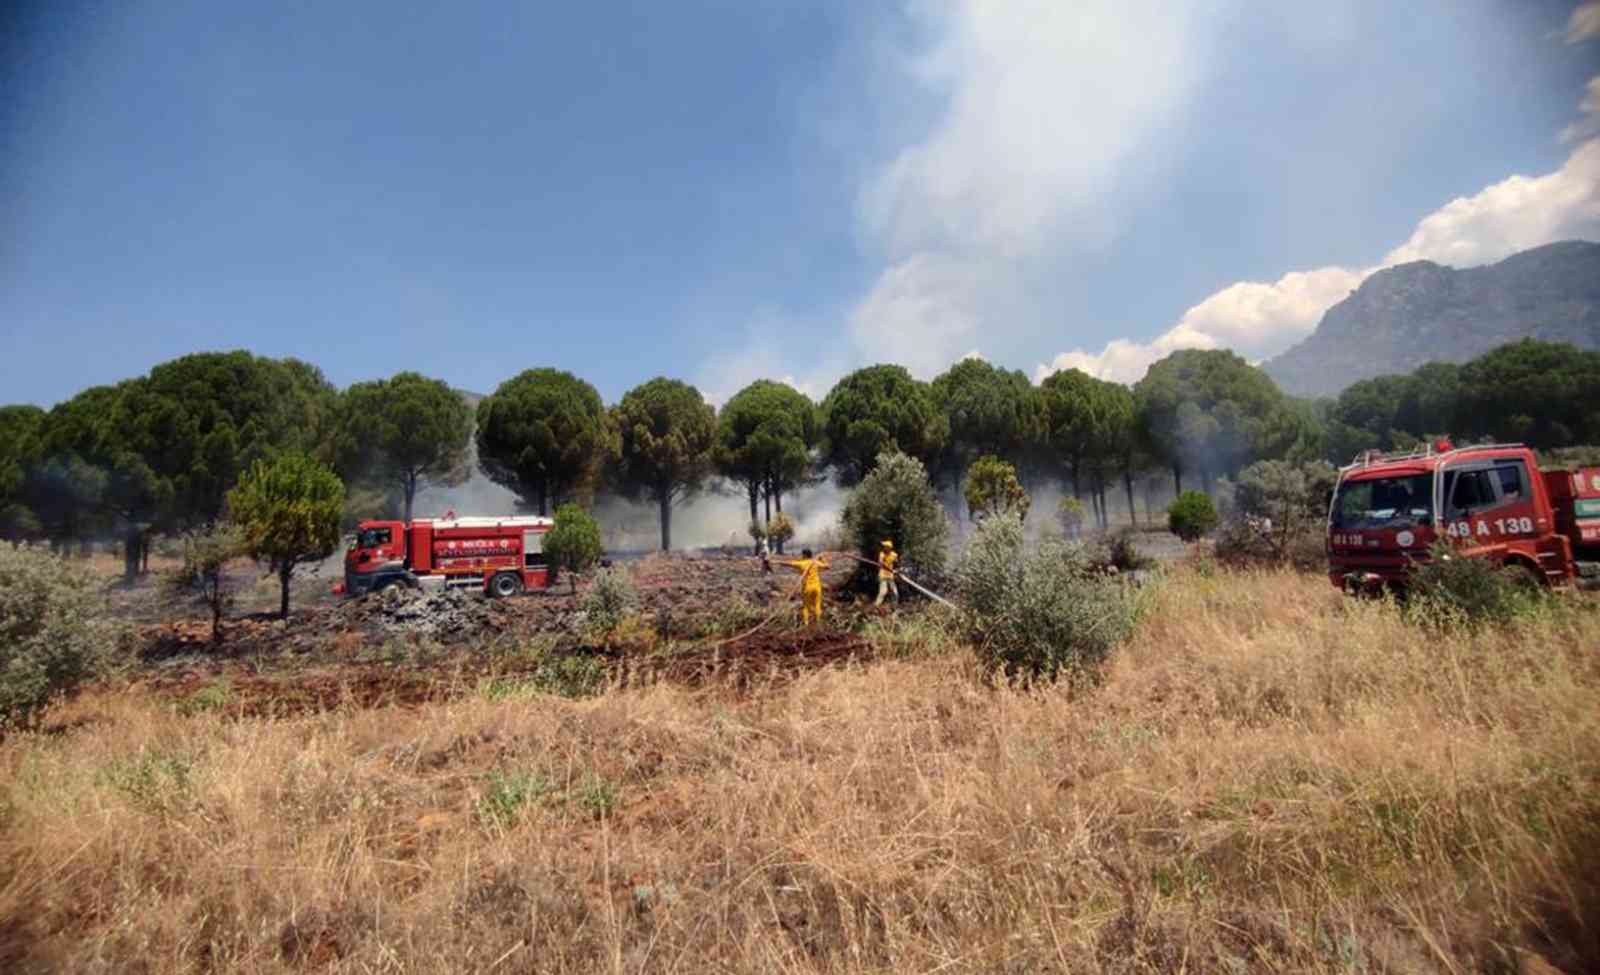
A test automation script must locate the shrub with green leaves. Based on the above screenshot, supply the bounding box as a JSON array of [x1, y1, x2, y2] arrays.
[[581, 567, 636, 640], [963, 455, 1029, 522], [165, 523, 245, 644], [955, 514, 1140, 681], [1167, 490, 1218, 542], [1057, 496, 1086, 539], [0, 543, 116, 730], [840, 450, 948, 584], [1213, 459, 1336, 569], [1404, 544, 1550, 628], [544, 502, 603, 594]]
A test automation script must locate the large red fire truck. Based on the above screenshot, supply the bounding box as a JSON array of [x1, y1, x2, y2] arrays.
[[338, 514, 554, 598], [1327, 440, 1600, 592]]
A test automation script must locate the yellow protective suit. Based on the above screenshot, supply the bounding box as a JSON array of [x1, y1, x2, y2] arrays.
[[781, 556, 829, 626], [875, 547, 899, 607]]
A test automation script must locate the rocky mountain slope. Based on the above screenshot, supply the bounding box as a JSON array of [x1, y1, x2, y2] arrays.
[[1264, 240, 1600, 397]]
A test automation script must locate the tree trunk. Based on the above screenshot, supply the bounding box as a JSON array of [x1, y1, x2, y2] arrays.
[[536, 484, 548, 517], [763, 483, 772, 526], [123, 528, 141, 584], [658, 490, 671, 552], [1172, 464, 1183, 495], [211, 593, 223, 645], [141, 534, 150, 574], [278, 563, 292, 619], [1123, 471, 1137, 527], [403, 472, 417, 523], [747, 482, 760, 555], [774, 488, 784, 554]]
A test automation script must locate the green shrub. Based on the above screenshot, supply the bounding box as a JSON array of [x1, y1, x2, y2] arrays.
[[955, 514, 1140, 681], [533, 654, 609, 698], [477, 771, 555, 827], [581, 567, 637, 639], [1405, 544, 1550, 628], [840, 450, 948, 584], [1167, 490, 1218, 542], [545, 502, 603, 594], [963, 455, 1030, 522], [767, 512, 795, 551], [0, 543, 116, 730], [1213, 459, 1336, 569]]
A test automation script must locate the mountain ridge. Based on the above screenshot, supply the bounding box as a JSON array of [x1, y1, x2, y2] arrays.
[[1263, 240, 1600, 397]]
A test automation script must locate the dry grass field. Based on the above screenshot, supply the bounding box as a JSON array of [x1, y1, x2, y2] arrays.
[[1, 566, 1596, 973]]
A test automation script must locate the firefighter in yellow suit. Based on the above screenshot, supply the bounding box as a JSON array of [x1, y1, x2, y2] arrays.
[[875, 539, 900, 607], [780, 548, 829, 626]]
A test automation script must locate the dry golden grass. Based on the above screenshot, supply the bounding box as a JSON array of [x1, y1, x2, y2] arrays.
[[1, 568, 1596, 973]]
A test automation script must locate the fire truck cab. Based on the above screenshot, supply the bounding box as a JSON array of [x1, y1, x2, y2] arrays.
[[341, 515, 554, 598], [1327, 440, 1600, 592]]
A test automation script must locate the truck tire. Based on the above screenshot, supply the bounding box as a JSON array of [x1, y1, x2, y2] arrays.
[[489, 572, 524, 598]]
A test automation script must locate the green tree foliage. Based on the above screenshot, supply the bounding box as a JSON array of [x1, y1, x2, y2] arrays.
[[1038, 369, 1150, 529], [0, 544, 115, 730], [713, 380, 819, 548], [1135, 349, 1303, 494], [1167, 490, 1218, 542], [1038, 368, 1106, 498], [16, 353, 337, 579], [1454, 339, 1600, 447], [963, 455, 1030, 522], [336, 372, 473, 522], [226, 452, 344, 618], [839, 450, 948, 583], [820, 365, 948, 487], [611, 378, 717, 551], [0, 406, 46, 540], [167, 523, 245, 644], [544, 502, 603, 594], [1323, 341, 1600, 460], [929, 359, 1040, 490], [476, 369, 616, 516], [955, 513, 1138, 682]]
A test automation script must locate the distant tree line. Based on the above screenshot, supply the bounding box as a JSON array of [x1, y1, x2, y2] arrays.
[[2, 338, 1594, 569]]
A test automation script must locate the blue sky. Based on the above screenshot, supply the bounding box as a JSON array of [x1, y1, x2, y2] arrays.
[[4, 0, 1599, 407]]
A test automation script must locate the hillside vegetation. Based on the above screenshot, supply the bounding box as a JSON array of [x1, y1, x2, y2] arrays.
[[2, 567, 1596, 973]]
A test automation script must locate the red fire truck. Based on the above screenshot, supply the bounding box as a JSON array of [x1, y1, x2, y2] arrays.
[[1327, 440, 1600, 592], [338, 514, 554, 598]]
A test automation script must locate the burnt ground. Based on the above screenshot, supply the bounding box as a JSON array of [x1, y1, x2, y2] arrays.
[[110, 551, 883, 715], [100, 534, 1178, 718]]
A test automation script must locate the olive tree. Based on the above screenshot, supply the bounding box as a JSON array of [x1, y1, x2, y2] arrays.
[[839, 450, 948, 586]]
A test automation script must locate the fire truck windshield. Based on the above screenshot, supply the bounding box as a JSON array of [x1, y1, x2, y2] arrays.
[[357, 527, 391, 548], [1332, 474, 1433, 530]]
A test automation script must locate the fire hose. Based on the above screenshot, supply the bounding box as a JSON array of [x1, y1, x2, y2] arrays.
[[837, 552, 961, 610]]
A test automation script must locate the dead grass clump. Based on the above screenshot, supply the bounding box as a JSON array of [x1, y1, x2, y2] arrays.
[[0, 567, 1595, 972]]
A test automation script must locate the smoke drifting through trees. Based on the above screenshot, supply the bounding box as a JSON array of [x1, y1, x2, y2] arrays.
[[3, 338, 1597, 565]]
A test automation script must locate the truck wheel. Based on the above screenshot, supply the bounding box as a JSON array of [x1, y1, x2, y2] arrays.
[[489, 572, 524, 598]]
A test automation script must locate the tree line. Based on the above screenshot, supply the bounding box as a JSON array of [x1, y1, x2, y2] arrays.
[[3, 338, 1594, 574]]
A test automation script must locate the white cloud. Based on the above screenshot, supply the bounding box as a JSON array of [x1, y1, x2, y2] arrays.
[[1036, 134, 1600, 385], [1568, 2, 1600, 43], [1382, 138, 1600, 266], [848, 0, 1213, 375], [1033, 265, 1370, 383]]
